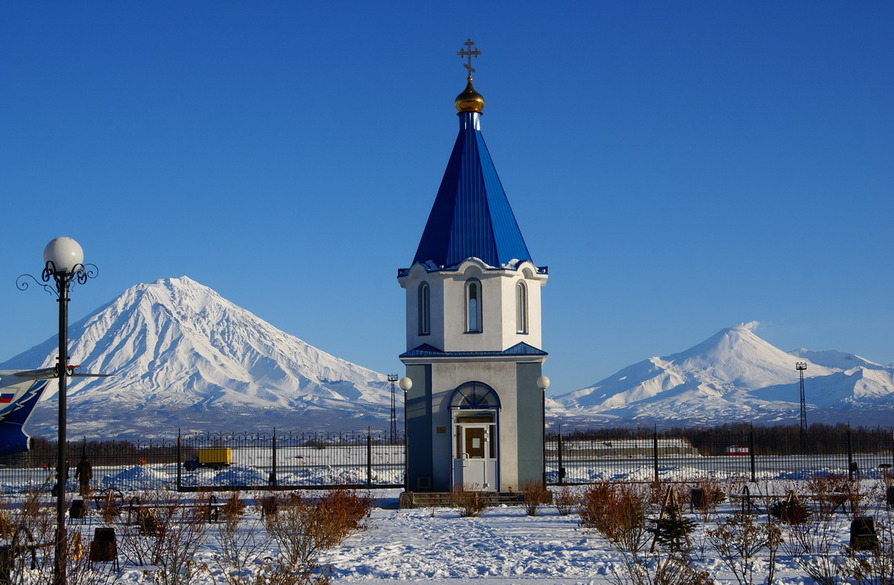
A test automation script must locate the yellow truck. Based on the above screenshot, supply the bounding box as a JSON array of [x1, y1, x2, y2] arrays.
[[184, 448, 232, 471]]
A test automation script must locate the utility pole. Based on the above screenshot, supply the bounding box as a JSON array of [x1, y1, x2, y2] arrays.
[[796, 362, 808, 432], [796, 361, 808, 455]]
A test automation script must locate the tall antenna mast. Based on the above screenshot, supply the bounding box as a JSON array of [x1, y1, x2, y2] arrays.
[[796, 361, 808, 433]]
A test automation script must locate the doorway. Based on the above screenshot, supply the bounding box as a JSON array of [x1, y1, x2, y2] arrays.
[[452, 412, 497, 490], [449, 382, 501, 491]]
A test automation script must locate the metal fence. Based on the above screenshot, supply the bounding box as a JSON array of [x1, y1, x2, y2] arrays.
[[0, 438, 179, 494], [1, 426, 890, 494], [545, 427, 894, 484], [0, 431, 404, 494], [176, 430, 405, 491]]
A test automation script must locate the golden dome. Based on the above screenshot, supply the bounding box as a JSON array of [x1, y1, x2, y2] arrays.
[[455, 76, 485, 113]]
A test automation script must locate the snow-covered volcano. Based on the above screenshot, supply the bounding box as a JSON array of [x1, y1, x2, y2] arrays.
[[4, 280, 891, 440], [552, 322, 894, 428], [0, 277, 393, 438]]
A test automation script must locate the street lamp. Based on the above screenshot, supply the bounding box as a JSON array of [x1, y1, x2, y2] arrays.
[[398, 377, 412, 491], [387, 374, 399, 443], [537, 375, 550, 486], [17, 237, 97, 585]]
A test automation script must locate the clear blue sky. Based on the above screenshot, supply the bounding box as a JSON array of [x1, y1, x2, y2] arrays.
[[1, 2, 891, 396]]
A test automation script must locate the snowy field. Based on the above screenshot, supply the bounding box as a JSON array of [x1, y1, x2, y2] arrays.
[[2, 476, 893, 585]]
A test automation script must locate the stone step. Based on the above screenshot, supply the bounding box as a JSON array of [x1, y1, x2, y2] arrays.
[[399, 491, 527, 509]]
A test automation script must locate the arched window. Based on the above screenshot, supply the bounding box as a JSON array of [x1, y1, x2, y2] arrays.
[[465, 279, 482, 333], [417, 282, 430, 336], [516, 281, 528, 334], [450, 382, 501, 409]]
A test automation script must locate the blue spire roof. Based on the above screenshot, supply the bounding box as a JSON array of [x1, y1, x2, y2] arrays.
[[411, 110, 533, 270]]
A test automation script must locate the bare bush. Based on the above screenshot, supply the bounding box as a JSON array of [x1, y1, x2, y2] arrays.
[[689, 478, 726, 521], [262, 489, 372, 585], [808, 473, 860, 518], [707, 512, 781, 585], [451, 485, 488, 518], [519, 481, 551, 516], [838, 505, 894, 585], [579, 481, 649, 553], [221, 492, 246, 521], [609, 552, 713, 585], [212, 512, 273, 585], [259, 490, 372, 585], [553, 486, 577, 516], [117, 490, 209, 585], [0, 486, 56, 584]]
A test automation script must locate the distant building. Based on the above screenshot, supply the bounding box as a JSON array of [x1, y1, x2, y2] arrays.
[[398, 43, 549, 492]]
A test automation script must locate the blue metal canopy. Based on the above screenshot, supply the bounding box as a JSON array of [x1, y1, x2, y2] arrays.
[[411, 111, 533, 270]]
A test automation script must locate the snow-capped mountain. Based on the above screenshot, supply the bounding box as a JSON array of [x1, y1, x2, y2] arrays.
[[552, 322, 894, 428], [4, 279, 891, 441], [0, 277, 393, 438]]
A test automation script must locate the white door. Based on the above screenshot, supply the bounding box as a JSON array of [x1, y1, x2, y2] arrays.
[[453, 423, 497, 491]]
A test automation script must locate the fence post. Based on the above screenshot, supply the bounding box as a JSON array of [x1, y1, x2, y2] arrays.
[[270, 429, 278, 487], [749, 426, 756, 483], [366, 431, 373, 487], [653, 430, 659, 485], [557, 432, 565, 486], [176, 429, 182, 491], [847, 425, 855, 481]]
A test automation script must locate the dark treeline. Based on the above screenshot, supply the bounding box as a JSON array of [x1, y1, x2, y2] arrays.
[[555, 423, 894, 457], [0, 437, 185, 468]]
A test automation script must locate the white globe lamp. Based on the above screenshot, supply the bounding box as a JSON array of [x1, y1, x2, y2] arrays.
[[43, 237, 84, 274]]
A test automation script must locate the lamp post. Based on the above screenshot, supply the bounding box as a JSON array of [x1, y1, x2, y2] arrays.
[[17, 237, 97, 585], [537, 375, 550, 486], [398, 377, 412, 492], [387, 374, 399, 443]]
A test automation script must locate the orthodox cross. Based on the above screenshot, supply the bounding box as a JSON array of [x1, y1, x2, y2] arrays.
[[457, 38, 481, 76]]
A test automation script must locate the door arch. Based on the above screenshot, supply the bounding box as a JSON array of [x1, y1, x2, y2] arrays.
[[450, 382, 500, 491]]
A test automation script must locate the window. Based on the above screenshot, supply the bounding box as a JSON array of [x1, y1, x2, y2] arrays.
[[465, 279, 482, 333], [516, 281, 528, 334], [450, 382, 501, 409], [417, 282, 430, 336]]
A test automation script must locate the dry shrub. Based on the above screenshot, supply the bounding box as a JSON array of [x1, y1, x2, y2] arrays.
[[263, 489, 372, 585], [254, 491, 281, 519], [519, 481, 552, 516], [707, 512, 781, 585], [221, 492, 246, 521], [0, 486, 56, 584], [554, 486, 577, 516], [451, 485, 487, 518], [689, 479, 726, 519], [579, 481, 648, 551], [314, 489, 372, 546], [783, 510, 842, 585], [213, 511, 273, 585], [769, 496, 810, 525], [834, 502, 894, 585], [99, 498, 122, 524], [118, 490, 209, 585], [807, 473, 861, 517], [610, 552, 714, 585]]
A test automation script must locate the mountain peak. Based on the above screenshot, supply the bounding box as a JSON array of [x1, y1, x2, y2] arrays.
[[554, 323, 894, 427], [2, 277, 392, 439]]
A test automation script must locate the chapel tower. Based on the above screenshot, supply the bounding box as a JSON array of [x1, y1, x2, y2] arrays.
[[398, 40, 549, 492]]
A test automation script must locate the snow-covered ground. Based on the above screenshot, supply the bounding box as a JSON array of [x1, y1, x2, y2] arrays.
[[319, 486, 892, 585], [4, 481, 893, 585]]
